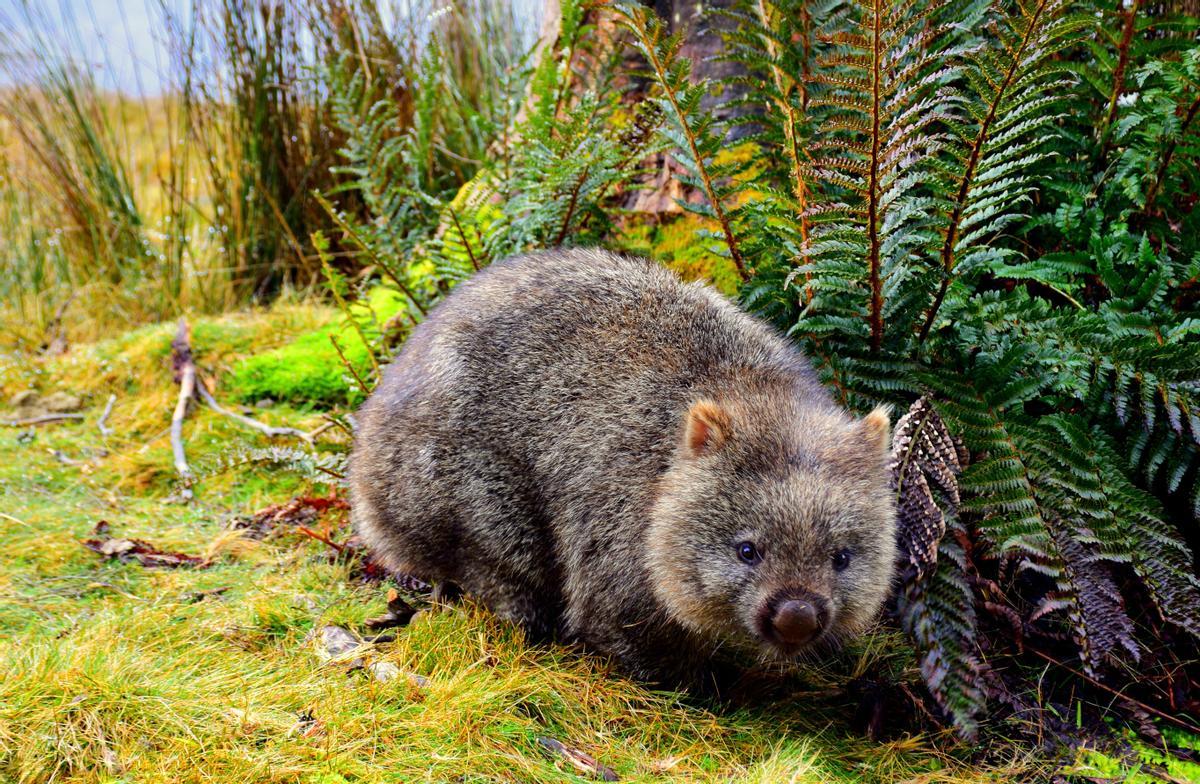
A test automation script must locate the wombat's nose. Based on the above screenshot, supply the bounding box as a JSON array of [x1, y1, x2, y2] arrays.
[[771, 598, 825, 646]]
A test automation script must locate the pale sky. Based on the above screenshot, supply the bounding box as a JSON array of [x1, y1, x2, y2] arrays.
[[0, 0, 541, 95], [0, 0, 173, 93]]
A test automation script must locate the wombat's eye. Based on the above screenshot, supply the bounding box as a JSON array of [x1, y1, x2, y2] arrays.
[[736, 541, 762, 565], [832, 549, 852, 572]]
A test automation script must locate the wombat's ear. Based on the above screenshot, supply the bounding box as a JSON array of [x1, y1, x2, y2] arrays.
[[684, 399, 731, 457], [861, 404, 892, 460]]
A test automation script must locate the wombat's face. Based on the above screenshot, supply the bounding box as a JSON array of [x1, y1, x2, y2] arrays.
[[647, 397, 897, 658]]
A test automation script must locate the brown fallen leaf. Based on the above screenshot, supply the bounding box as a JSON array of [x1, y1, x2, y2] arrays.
[[364, 588, 417, 631], [83, 535, 210, 569], [310, 625, 365, 667], [537, 737, 619, 781]]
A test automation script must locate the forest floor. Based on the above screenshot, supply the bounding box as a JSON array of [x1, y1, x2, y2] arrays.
[[0, 302, 1188, 783]]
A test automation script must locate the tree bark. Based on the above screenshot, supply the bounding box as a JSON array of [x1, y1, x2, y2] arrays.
[[534, 0, 748, 215], [664, 0, 749, 125]]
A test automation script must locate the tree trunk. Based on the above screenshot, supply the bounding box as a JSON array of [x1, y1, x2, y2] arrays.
[[662, 0, 749, 125], [534, 0, 748, 215]]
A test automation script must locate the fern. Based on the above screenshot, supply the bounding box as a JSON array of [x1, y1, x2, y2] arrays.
[[890, 398, 985, 736], [211, 445, 349, 487], [917, 0, 1088, 342], [797, 0, 957, 352], [616, 2, 752, 280], [890, 396, 966, 579], [683, 0, 1200, 739], [322, 0, 657, 367]]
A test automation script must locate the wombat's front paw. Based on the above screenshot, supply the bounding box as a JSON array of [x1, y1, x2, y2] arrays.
[[430, 581, 463, 606], [704, 662, 795, 707]]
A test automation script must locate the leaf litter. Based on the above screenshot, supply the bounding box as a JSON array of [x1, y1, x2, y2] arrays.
[[83, 520, 210, 569]]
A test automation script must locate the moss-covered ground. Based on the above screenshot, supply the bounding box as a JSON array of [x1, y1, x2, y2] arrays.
[[0, 302, 1186, 783]]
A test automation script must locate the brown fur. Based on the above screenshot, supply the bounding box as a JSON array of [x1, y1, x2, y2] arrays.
[[350, 249, 897, 688]]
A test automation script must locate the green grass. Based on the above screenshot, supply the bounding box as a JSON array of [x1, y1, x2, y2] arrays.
[[0, 302, 1168, 783]]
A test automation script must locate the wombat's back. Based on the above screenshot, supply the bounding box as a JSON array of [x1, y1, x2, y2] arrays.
[[359, 248, 829, 492]]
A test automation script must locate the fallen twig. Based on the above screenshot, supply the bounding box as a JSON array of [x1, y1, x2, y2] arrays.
[[1026, 648, 1200, 736], [307, 420, 338, 440], [97, 394, 116, 436], [537, 737, 618, 781], [2, 413, 85, 427], [170, 318, 196, 496], [297, 525, 347, 554], [195, 382, 317, 443]]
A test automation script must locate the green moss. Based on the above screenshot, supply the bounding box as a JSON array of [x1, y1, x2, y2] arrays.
[[612, 214, 742, 297], [1066, 728, 1200, 782], [227, 324, 370, 407], [226, 286, 408, 407]]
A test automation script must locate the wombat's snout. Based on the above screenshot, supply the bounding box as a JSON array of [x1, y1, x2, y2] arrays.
[[761, 592, 829, 649]]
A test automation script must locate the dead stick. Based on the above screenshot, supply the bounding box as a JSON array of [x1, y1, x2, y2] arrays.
[[170, 318, 196, 488], [307, 420, 337, 440], [195, 381, 317, 443], [2, 413, 85, 427], [97, 394, 116, 437], [296, 525, 347, 554], [1027, 648, 1200, 736]]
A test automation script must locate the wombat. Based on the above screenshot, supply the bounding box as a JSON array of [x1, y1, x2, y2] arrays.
[[350, 248, 897, 688]]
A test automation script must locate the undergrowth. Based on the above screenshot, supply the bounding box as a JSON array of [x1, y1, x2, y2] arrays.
[[2, 306, 1038, 783]]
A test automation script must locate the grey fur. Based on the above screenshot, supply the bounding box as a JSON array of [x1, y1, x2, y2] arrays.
[[350, 249, 897, 688]]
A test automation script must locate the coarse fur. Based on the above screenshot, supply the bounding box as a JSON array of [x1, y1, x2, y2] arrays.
[[350, 249, 897, 689]]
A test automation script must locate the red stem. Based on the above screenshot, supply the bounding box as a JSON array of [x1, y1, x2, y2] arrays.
[[917, 0, 1051, 345]]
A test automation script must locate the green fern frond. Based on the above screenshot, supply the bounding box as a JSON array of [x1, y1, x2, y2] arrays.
[[917, 0, 1088, 342]]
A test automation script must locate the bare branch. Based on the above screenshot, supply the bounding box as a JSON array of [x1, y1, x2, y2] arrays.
[[2, 413, 85, 427], [195, 381, 318, 444], [170, 318, 196, 496], [97, 394, 116, 437]]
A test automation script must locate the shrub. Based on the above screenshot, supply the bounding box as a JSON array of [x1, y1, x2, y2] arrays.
[[617, 0, 1200, 740]]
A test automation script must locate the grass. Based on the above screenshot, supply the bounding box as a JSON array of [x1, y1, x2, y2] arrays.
[[0, 0, 529, 351], [0, 300, 1065, 784], [1068, 728, 1200, 783]]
